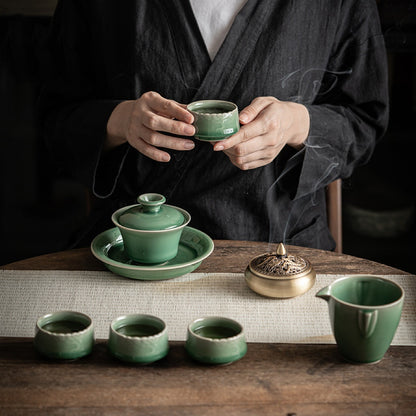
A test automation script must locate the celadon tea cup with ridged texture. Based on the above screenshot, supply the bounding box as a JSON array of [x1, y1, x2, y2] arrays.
[[108, 314, 169, 364], [316, 275, 404, 364], [187, 100, 240, 141], [185, 316, 247, 365], [34, 311, 94, 360]]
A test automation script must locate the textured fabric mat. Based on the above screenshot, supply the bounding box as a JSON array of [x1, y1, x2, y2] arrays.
[[1, 270, 415, 344]]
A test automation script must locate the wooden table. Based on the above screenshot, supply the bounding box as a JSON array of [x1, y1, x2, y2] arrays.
[[1, 241, 415, 415]]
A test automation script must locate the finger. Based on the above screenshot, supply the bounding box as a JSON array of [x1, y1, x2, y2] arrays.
[[222, 136, 264, 158], [222, 135, 285, 170], [239, 97, 274, 124], [142, 111, 195, 137], [139, 126, 195, 151], [223, 138, 269, 160], [145, 92, 194, 123], [224, 143, 283, 170], [133, 137, 172, 163], [213, 119, 267, 151], [224, 149, 275, 170], [156, 102, 194, 124]]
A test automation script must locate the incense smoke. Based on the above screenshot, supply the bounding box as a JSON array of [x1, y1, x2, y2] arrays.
[[280, 67, 352, 104], [264, 67, 352, 246]]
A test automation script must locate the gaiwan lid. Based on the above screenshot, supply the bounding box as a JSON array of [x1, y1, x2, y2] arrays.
[[244, 243, 316, 298], [118, 193, 185, 231]]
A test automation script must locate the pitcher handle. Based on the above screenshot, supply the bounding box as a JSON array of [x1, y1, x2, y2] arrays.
[[358, 310, 378, 338]]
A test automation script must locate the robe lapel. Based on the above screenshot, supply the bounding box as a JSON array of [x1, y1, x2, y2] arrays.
[[144, 0, 273, 198], [189, 0, 271, 101], [166, 0, 271, 102], [162, 0, 212, 97]]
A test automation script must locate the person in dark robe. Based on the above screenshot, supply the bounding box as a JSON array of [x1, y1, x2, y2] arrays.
[[39, 0, 389, 251]]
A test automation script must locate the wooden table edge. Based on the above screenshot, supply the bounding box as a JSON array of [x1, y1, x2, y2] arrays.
[[1, 240, 410, 275]]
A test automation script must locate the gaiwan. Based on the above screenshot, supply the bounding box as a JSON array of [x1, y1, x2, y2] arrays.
[[111, 193, 191, 264]]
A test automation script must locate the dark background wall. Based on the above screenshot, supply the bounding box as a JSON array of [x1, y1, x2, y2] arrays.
[[342, 0, 416, 273], [1, 1, 416, 273], [0, 7, 89, 264]]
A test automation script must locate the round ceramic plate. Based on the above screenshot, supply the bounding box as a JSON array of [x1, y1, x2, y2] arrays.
[[91, 227, 214, 280]]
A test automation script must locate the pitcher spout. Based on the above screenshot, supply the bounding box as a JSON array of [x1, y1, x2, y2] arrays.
[[315, 286, 331, 302]]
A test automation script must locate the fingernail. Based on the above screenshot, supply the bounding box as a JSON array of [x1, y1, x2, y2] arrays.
[[214, 145, 224, 151], [184, 141, 195, 150], [240, 113, 248, 123], [184, 125, 195, 135]]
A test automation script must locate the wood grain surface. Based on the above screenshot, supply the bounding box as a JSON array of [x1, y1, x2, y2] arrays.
[[0, 338, 415, 415], [1, 241, 414, 415], [2, 240, 408, 275]]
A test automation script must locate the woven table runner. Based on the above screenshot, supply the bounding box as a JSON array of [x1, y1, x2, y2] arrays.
[[1, 270, 415, 344]]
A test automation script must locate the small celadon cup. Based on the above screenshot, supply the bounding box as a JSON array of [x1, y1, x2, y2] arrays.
[[187, 100, 240, 141], [112, 193, 191, 264], [316, 275, 404, 364], [108, 314, 169, 364], [34, 311, 94, 360], [185, 316, 247, 365]]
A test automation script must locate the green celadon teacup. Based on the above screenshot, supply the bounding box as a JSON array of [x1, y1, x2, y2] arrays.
[[187, 100, 240, 142], [108, 314, 169, 364], [316, 275, 404, 364], [185, 316, 247, 365], [34, 311, 94, 360]]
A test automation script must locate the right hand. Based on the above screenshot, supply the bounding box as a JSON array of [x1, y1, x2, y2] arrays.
[[105, 91, 195, 162]]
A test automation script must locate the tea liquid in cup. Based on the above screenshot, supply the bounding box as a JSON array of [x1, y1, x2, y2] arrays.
[[34, 311, 94, 360], [187, 100, 239, 141], [316, 275, 404, 364], [108, 314, 169, 364]]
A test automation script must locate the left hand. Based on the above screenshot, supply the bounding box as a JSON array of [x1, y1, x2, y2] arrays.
[[213, 96, 310, 170]]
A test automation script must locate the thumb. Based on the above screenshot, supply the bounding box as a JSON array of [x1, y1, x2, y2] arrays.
[[239, 98, 265, 124]]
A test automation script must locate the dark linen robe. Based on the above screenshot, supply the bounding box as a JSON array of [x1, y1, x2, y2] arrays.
[[39, 0, 389, 250]]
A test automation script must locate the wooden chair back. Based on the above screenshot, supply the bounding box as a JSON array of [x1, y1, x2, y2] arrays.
[[327, 179, 343, 253]]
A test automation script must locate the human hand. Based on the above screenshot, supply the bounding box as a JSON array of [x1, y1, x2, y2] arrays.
[[106, 91, 195, 162], [213, 97, 310, 170]]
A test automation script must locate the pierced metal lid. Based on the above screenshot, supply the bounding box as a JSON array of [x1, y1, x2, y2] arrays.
[[245, 243, 316, 298], [249, 243, 312, 279]]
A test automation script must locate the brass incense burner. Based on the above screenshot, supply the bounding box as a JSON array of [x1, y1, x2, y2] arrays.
[[245, 243, 316, 298]]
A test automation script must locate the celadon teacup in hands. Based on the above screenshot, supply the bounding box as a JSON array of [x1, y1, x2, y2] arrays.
[[187, 100, 240, 141], [316, 275, 404, 364]]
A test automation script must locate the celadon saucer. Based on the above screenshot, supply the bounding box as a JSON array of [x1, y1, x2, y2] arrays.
[[91, 227, 214, 280]]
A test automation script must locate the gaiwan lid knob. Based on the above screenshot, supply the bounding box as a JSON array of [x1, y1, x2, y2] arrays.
[[118, 193, 185, 231]]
